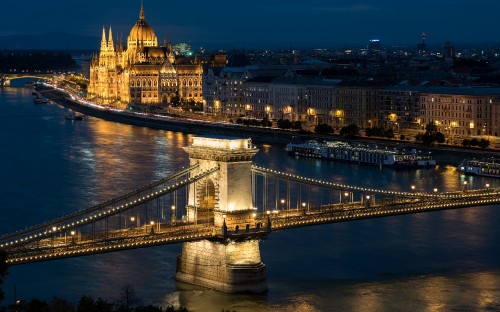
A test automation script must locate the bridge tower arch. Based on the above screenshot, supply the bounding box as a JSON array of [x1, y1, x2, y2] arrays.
[[176, 136, 267, 293]]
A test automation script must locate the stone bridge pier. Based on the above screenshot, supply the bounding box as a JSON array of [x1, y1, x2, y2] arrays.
[[175, 136, 267, 293]]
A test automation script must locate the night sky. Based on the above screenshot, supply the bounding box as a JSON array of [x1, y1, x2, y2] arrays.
[[1, 0, 500, 49]]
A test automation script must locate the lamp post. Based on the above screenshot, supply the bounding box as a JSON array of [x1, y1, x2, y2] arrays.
[[130, 216, 135, 230], [365, 195, 371, 208], [171, 205, 176, 225], [344, 191, 351, 204], [52, 226, 57, 248], [150, 221, 155, 235], [280, 199, 285, 211], [222, 214, 227, 236], [411, 185, 416, 191], [463, 181, 468, 192]]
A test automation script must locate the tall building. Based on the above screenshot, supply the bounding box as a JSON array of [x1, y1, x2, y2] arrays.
[[443, 41, 455, 61], [417, 32, 427, 53], [88, 3, 203, 106], [368, 39, 381, 55]]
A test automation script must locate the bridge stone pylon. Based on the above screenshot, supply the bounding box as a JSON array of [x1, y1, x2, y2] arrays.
[[176, 136, 267, 293]]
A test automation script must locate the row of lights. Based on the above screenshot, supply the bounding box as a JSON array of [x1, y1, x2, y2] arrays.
[[7, 230, 215, 265], [10, 193, 498, 263], [271, 196, 500, 230], [253, 166, 495, 199], [2, 167, 219, 249]]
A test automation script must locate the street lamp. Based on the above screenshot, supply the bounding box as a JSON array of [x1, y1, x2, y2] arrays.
[[280, 199, 285, 211], [486, 183, 490, 189], [171, 205, 176, 225], [463, 181, 467, 192], [130, 216, 135, 229], [433, 188, 438, 193], [150, 221, 155, 235], [411, 185, 415, 191]]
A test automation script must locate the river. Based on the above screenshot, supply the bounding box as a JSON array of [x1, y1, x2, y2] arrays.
[[1, 82, 500, 311]]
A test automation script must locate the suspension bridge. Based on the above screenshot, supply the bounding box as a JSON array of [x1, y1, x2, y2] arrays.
[[1, 136, 499, 293], [0, 73, 52, 86]]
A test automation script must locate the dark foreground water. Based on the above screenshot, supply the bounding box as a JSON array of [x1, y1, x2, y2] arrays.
[[1, 83, 500, 311]]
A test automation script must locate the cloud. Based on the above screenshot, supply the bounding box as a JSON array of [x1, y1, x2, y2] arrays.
[[316, 4, 379, 12]]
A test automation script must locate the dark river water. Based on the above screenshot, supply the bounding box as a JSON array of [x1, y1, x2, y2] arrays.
[[1, 83, 500, 311]]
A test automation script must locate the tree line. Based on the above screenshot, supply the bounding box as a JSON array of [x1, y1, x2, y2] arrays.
[[0, 51, 77, 72]]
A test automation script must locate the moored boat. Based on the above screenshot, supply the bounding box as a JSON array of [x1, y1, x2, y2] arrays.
[[458, 158, 500, 178], [286, 140, 436, 168]]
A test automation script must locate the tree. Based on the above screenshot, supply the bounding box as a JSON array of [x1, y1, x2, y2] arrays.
[[260, 117, 272, 127], [135, 306, 164, 312], [383, 128, 394, 139], [340, 124, 360, 138], [119, 284, 140, 312], [25, 299, 50, 312], [49, 296, 74, 312], [292, 121, 302, 130], [277, 118, 292, 130], [77, 296, 113, 312], [314, 123, 334, 135], [0, 249, 7, 305], [435, 132, 446, 144], [478, 138, 490, 148], [419, 122, 445, 146]]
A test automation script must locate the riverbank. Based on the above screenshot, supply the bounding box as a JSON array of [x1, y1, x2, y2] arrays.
[[35, 84, 498, 166]]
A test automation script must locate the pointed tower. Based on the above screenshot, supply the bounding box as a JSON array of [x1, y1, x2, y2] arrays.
[[108, 26, 115, 52], [167, 38, 174, 63], [118, 34, 124, 53], [140, 0, 145, 20], [100, 26, 107, 52]]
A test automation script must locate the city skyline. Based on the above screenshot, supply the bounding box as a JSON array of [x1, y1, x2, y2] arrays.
[[1, 0, 500, 50]]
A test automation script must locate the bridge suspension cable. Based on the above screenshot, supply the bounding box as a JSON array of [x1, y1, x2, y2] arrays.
[[0, 164, 220, 249]]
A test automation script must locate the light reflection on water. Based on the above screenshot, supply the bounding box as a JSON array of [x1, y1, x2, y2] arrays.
[[1, 85, 500, 311]]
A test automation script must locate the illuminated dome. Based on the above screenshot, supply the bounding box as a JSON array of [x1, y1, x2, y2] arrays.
[[127, 3, 158, 50]]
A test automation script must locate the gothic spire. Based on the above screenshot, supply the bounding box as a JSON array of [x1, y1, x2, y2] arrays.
[[100, 26, 107, 52], [108, 26, 115, 52], [140, 0, 145, 20]]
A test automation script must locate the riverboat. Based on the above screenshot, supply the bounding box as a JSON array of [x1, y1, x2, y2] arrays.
[[458, 158, 500, 178], [286, 140, 436, 168]]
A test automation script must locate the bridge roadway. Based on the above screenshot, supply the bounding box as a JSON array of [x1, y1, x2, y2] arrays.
[[4, 184, 499, 265], [0, 74, 52, 86]]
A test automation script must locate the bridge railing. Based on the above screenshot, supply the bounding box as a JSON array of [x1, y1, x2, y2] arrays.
[[1, 165, 220, 251]]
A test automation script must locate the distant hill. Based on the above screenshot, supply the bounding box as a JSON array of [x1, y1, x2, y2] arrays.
[[0, 32, 100, 50]]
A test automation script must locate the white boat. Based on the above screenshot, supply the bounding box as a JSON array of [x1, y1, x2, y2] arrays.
[[286, 140, 436, 168], [458, 158, 500, 178]]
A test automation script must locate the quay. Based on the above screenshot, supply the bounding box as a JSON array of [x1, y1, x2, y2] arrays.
[[34, 84, 496, 166]]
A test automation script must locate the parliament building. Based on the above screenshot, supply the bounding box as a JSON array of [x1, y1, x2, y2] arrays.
[[88, 3, 203, 106]]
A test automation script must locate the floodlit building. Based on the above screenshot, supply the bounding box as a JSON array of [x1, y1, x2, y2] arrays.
[[88, 3, 203, 106]]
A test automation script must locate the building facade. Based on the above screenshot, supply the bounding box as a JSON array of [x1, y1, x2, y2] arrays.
[[380, 85, 500, 139], [88, 4, 203, 106], [419, 88, 500, 139]]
